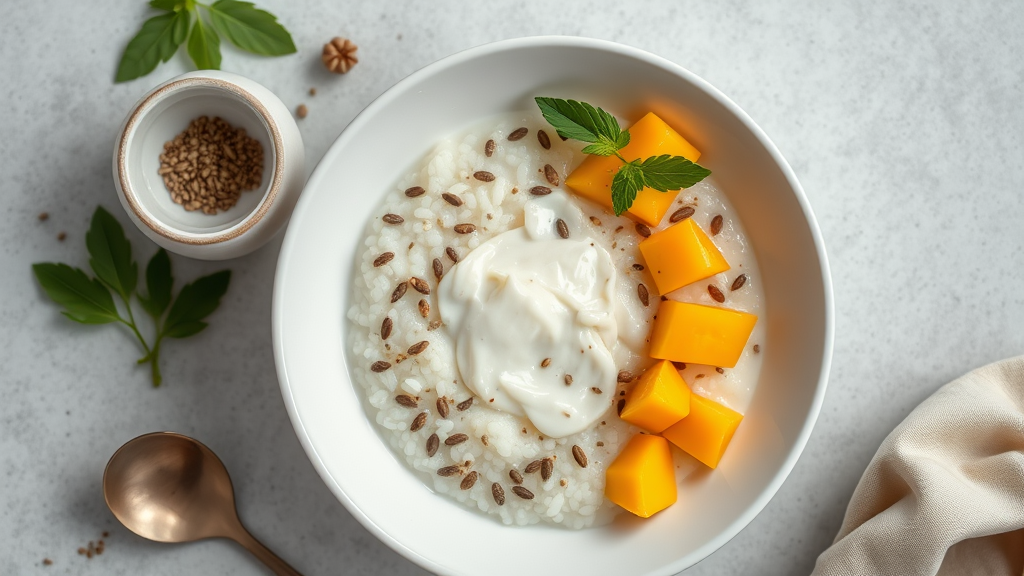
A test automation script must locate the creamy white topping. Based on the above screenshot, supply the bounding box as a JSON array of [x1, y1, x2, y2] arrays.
[[437, 194, 619, 437]]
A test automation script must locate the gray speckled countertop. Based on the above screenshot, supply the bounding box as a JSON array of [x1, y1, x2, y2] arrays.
[[2, 1, 1023, 574]]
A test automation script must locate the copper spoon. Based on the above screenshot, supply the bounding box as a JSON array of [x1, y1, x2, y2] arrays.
[[103, 432, 302, 576]]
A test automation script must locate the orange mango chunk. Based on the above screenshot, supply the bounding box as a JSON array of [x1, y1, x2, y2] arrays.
[[605, 434, 677, 518], [638, 218, 729, 295], [662, 394, 743, 469], [565, 112, 701, 226], [649, 301, 757, 368], [620, 360, 691, 433]]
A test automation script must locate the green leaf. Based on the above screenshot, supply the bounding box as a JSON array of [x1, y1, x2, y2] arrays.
[[534, 97, 627, 148], [32, 264, 122, 325], [611, 162, 646, 216], [139, 249, 173, 319], [636, 155, 712, 192], [163, 320, 208, 339], [581, 138, 623, 157], [187, 16, 222, 70], [207, 0, 296, 56], [86, 207, 138, 301], [115, 10, 191, 82], [163, 270, 231, 338], [149, 0, 185, 10]]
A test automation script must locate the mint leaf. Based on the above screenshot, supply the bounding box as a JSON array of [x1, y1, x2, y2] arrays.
[[636, 155, 711, 191], [115, 10, 191, 82], [187, 16, 222, 70], [163, 270, 231, 338], [534, 97, 628, 149], [139, 249, 173, 319], [207, 0, 296, 56], [86, 207, 138, 301], [611, 162, 646, 216], [32, 264, 122, 325]]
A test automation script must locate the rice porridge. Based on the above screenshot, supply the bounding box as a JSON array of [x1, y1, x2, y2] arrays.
[[346, 109, 765, 528]]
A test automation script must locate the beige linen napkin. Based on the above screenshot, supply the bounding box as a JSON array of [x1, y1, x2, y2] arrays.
[[812, 356, 1024, 576]]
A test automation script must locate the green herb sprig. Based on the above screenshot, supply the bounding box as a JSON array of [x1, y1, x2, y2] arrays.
[[32, 207, 231, 387], [116, 0, 297, 82], [535, 97, 712, 216]]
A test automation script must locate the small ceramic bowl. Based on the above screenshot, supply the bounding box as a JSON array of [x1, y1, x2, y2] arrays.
[[113, 70, 305, 260]]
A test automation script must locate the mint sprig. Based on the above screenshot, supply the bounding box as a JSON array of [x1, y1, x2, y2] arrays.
[[32, 206, 231, 387], [116, 0, 296, 83], [535, 97, 711, 216]]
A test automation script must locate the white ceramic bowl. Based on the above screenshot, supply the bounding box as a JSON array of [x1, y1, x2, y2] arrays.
[[274, 37, 833, 576], [114, 70, 305, 260]]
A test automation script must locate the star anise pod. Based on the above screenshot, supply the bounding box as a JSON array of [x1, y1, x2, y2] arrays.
[[322, 37, 358, 74]]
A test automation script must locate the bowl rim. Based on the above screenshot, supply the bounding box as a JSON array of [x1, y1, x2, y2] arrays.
[[115, 73, 285, 246], [273, 35, 834, 575]]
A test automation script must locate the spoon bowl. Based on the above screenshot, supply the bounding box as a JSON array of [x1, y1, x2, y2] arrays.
[[103, 432, 302, 575]]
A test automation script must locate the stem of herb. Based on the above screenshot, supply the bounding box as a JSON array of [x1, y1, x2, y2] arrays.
[[149, 338, 163, 388], [118, 297, 152, 359]]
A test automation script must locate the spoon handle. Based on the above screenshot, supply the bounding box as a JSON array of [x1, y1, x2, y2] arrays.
[[232, 526, 303, 576]]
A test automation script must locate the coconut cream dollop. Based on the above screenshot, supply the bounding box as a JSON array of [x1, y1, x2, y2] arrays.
[[437, 195, 619, 437]]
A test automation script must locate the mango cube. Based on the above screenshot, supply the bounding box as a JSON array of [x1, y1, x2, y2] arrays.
[[620, 360, 691, 433], [638, 218, 730, 295], [604, 434, 677, 518], [649, 301, 757, 368], [662, 394, 743, 469], [565, 112, 701, 226]]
